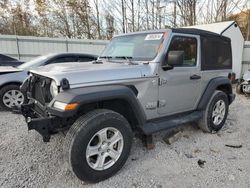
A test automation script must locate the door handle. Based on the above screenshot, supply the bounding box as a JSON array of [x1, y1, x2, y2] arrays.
[[190, 74, 201, 80]]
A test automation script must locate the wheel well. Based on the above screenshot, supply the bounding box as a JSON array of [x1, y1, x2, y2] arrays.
[[216, 84, 232, 101], [0, 82, 22, 90], [76, 99, 139, 131]]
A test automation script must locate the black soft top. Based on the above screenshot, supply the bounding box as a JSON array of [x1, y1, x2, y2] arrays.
[[172, 28, 231, 42]]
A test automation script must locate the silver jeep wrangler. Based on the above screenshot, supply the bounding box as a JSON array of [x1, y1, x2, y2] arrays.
[[20, 28, 235, 183]]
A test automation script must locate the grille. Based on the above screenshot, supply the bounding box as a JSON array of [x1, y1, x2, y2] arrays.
[[29, 75, 53, 105]]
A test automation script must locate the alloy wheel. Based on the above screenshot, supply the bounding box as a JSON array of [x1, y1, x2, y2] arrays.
[[212, 99, 226, 126], [2, 89, 24, 108], [86, 127, 124, 171]]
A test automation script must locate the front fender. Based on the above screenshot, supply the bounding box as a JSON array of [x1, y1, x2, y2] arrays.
[[0, 71, 27, 88], [48, 85, 146, 126]]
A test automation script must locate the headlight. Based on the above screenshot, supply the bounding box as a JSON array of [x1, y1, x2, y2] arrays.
[[50, 81, 58, 97], [53, 101, 67, 110]]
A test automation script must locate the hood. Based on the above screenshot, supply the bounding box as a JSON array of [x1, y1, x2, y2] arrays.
[[243, 70, 250, 81], [30, 61, 155, 86], [0, 66, 22, 74]]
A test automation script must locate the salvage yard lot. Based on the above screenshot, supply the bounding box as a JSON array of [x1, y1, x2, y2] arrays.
[[0, 94, 250, 188]]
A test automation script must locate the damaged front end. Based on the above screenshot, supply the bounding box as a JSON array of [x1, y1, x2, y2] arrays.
[[237, 70, 250, 95], [21, 102, 57, 142], [19, 74, 71, 142], [241, 81, 250, 94]]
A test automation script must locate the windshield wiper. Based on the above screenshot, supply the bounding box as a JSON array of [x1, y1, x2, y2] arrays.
[[114, 56, 137, 65], [99, 56, 113, 60], [114, 56, 132, 59]]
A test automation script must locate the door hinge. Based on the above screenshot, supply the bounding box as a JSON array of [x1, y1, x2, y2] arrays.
[[145, 102, 158, 110], [158, 99, 166, 108], [158, 78, 167, 86]]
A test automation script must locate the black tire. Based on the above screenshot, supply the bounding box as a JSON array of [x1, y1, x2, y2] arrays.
[[198, 90, 229, 133], [236, 83, 243, 95], [0, 84, 27, 111], [63, 109, 133, 183]]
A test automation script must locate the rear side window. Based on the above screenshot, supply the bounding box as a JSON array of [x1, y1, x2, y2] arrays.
[[201, 37, 232, 70], [167, 36, 197, 66]]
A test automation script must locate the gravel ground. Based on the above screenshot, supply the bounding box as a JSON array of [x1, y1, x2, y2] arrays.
[[0, 94, 250, 188]]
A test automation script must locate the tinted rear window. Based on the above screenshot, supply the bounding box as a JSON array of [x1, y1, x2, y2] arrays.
[[201, 37, 232, 70]]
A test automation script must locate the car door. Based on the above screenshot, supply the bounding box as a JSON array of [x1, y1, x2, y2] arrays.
[[158, 34, 201, 115]]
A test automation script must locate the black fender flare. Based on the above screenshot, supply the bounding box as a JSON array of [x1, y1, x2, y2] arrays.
[[197, 77, 234, 110], [48, 85, 146, 127]]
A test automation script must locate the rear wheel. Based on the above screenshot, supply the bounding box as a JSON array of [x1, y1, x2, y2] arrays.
[[0, 84, 26, 110], [64, 109, 133, 183], [198, 90, 229, 133]]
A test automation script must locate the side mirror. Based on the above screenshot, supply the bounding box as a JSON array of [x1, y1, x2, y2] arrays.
[[167, 50, 184, 67]]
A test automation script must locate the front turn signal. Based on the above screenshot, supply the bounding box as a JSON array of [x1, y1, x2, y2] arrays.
[[65, 103, 78, 111], [53, 101, 78, 111]]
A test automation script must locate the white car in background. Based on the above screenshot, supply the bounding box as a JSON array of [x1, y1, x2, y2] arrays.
[[0, 53, 97, 110]]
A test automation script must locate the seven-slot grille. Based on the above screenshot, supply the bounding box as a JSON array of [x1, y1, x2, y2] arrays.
[[29, 74, 53, 105]]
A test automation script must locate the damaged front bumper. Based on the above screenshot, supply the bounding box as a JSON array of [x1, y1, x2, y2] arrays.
[[26, 116, 56, 142], [20, 103, 66, 142], [242, 82, 250, 93]]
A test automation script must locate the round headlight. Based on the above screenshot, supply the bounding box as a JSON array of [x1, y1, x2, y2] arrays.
[[50, 81, 58, 97]]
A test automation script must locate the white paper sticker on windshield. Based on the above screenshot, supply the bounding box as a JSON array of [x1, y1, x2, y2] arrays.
[[145, 33, 163, 40]]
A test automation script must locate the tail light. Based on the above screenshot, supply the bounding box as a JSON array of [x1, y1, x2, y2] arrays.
[[228, 72, 236, 82]]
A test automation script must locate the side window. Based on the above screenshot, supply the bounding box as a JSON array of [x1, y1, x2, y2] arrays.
[[78, 56, 95, 62], [167, 36, 197, 66], [201, 37, 232, 70], [49, 56, 77, 64]]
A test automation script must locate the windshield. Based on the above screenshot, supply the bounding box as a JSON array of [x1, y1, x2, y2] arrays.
[[100, 33, 164, 61], [18, 55, 51, 69]]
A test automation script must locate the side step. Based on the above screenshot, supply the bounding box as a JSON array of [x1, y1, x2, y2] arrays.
[[142, 111, 203, 135]]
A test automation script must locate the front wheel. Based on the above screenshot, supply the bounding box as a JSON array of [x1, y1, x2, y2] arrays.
[[64, 109, 133, 183], [0, 84, 26, 110], [198, 90, 229, 133]]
